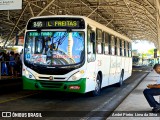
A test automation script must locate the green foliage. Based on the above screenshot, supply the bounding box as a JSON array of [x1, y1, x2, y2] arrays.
[[147, 49, 154, 55]]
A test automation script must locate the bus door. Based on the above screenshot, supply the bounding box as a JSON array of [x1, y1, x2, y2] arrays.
[[86, 26, 97, 90]]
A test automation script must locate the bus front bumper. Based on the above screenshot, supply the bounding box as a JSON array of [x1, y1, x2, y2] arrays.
[[22, 76, 86, 93]]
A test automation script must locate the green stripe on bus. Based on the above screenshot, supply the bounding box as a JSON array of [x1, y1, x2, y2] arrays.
[[22, 76, 86, 93]]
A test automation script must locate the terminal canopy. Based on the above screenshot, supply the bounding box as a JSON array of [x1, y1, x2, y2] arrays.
[[0, 0, 160, 49]]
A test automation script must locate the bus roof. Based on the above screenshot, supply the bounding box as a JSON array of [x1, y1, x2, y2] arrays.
[[28, 15, 131, 42]]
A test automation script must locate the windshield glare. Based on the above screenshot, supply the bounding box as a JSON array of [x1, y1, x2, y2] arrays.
[[24, 31, 85, 66]]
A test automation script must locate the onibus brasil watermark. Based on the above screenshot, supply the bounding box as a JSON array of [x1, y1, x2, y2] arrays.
[[1, 112, 42, 118]]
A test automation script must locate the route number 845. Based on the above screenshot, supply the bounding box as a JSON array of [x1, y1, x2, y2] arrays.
[[33, 21, 43, 27]]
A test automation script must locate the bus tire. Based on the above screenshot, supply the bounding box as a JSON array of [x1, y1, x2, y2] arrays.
[[91, 74, 101, 96], [117, 70, 124, 87]]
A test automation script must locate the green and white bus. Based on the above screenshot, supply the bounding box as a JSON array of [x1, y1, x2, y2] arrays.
[[23, 15, 132, 96]]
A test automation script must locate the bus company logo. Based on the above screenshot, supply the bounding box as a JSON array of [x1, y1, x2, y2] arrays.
[[49, 76, 53, 80], [2, 112, 11, 117]]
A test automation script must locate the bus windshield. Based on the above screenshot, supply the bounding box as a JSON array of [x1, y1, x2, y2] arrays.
[[24, 31, 85, 66]]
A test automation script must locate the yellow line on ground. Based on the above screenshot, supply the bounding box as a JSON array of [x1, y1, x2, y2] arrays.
[[0, 92, 41, 104]]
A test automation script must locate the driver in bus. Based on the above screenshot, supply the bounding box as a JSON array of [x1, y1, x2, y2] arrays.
[[47, 45, 53, 57], [143, 64, 160, 113]]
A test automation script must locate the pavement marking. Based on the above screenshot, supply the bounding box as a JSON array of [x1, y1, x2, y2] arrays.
[[0, 92, 41, 104], [80, 94, 117, 120]]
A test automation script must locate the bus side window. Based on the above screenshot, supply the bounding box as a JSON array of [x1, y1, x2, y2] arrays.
[[114, 37, 117, 55], [102, 32, 105, 54], [111, 35, 115, 55], [120, 39, 123, 56], [125, 41, 128, 57], [128, 42, 132, 57], [104, 32, 109, 55], [121, 40, 124, 56], [87, 27, 96, 62], [116, 38, 120, 56], [108, 34, 111, 55], [96, 29, 103, 54], [124, 41, 126, 56]]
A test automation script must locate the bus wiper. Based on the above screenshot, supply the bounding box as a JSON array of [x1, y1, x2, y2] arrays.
[[57, 33, 67, 50], [53, 32, 68, 50]]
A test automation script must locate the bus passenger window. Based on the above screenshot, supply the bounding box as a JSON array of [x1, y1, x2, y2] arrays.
[[128, 42, 132, 57], [96, 29, 103, 54], [121, 40, 124, 56], [125, 41, 128, 57], [108, 34, 111, 55], [104, 32, 109, 55], [116, 38, 120, 56], [124, 41, 126, 56], [114, 37, 117, 55], [111, 35, 115, 55], [120, 39, 123, 56]]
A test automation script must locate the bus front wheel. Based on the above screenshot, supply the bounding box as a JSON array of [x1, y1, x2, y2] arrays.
[[91, 74, 101, 96]]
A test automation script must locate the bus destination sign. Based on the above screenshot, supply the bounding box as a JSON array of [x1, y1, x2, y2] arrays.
[[27, 18, 85, 29], [46, 20, 79, 27]]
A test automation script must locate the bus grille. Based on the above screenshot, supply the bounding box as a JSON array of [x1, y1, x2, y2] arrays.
[[39, 81, 63, 88], [38, 77, 66, 81]]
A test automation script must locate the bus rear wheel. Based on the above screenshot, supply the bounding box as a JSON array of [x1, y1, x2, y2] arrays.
[[91, 74, 101, 96]]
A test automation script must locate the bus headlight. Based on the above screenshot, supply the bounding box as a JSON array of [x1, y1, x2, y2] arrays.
[[68, 70, 85, 81], [25, 69, 36, 80]]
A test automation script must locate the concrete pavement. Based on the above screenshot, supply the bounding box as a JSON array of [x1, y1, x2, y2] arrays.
[[107, 70, 160, 120]]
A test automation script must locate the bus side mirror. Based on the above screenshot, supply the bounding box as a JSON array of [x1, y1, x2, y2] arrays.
[[90, 32, 95, 43]]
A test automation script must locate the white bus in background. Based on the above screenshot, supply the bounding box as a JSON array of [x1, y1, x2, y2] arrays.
[[22, 15, 132, 96], [132, 56, 141, 67]]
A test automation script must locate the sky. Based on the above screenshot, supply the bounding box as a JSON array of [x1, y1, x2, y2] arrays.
[[132, 40, 155, 53]]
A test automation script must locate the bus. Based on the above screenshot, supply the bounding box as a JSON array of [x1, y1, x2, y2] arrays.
[[132, 56, 140, 67], [22, 15, 132, 96]]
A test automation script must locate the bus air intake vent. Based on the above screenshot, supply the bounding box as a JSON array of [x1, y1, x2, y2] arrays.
[[54, 77, 65, 80], [38, 77, 66, 80], [39, 81, 63, 88]]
